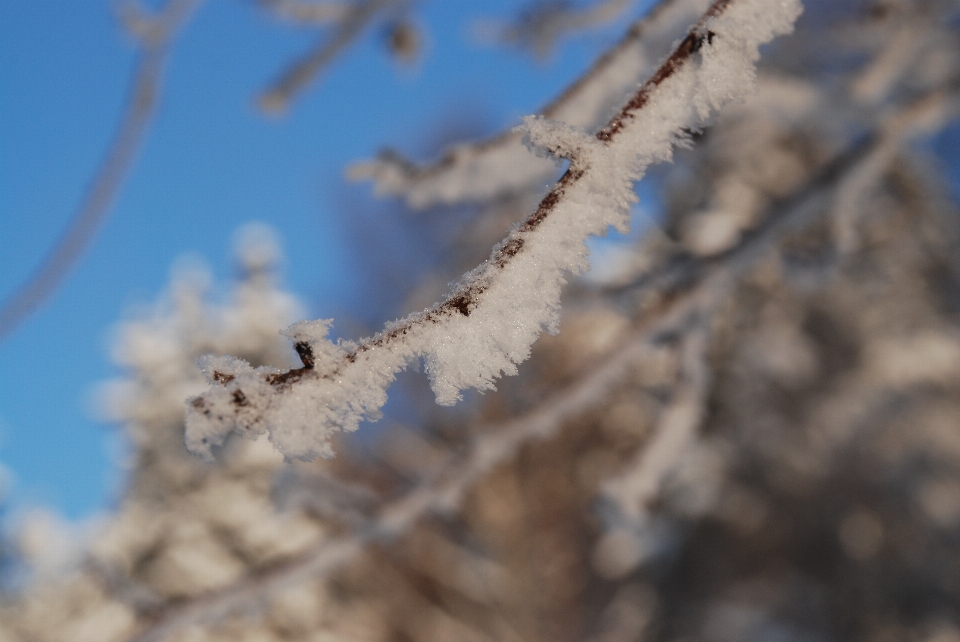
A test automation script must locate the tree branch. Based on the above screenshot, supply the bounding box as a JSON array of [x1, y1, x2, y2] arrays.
[[185, 0, 802, 463], [0, 0, 200, 344], [492, 0, 637, 59], [258, 0, 397, 114]]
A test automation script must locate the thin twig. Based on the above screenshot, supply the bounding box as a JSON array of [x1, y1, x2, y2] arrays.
[[0, 0, 200, 343], [258, 0, 395, 114], [258, 0, 352, 25], [495, 0, 637, 58]]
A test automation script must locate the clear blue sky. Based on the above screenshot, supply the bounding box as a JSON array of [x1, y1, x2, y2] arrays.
[[0, 1, 642, 521]]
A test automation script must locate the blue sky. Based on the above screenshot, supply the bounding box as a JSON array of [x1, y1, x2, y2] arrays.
[[0, 1, 641, 521]]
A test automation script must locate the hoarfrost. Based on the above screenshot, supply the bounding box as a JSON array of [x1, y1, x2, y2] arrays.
[[185, 0, 803, 462]]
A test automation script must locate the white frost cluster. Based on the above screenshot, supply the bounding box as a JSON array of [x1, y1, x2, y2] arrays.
[[185, 0, 803, 462], [102, 224, 302, 449]]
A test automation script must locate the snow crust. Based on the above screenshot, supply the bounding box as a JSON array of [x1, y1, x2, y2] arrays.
[[185, 0, 803, 462]]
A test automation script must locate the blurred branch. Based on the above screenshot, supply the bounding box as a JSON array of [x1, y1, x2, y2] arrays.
[[832, 83, 960, 254], [493, 0, 637, 58], [600, 319, 712, 523], [257, 0, 352, 25], [272, 467, 381, 526], [593, 323, 713, 578], [257, 0, 397, 114], [0, 0, 200, 344]]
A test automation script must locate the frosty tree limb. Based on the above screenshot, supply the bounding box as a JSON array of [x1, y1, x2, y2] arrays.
[[132, 299, 700, 642], [348, 0, 710, 207], [136, 342, 658, 642], [185, 0, 803, 462]]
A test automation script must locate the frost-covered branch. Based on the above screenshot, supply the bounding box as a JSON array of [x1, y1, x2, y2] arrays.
[[7, 3, 960, 642], [8, 3, 960, 640], [129, 267, 734, 642], [186, 0, 803, 462], [348, 0, 710, 207]]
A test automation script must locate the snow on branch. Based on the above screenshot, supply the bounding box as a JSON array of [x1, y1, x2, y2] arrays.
[[185, 0, 803, 462], [348, 0, 711, 208], [132, 331, 659, 642]]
